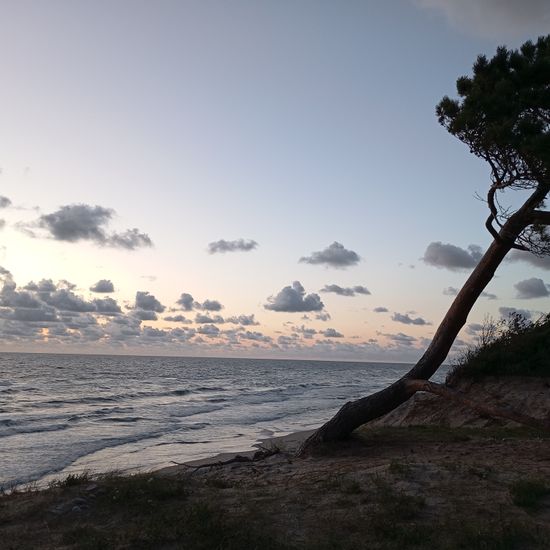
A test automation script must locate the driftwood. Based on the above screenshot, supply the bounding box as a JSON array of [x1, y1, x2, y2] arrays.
[[404, 379, 550, 432], [170, 446, 281, 471]]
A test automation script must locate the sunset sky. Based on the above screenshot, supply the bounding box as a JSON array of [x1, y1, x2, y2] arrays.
[[1, 0, 549, 361]]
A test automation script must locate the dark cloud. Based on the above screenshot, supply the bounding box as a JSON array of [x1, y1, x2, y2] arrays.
[[323, 328, 344, 338], [321, 284, 370, 297], [265, 281, 324, 312], [33, 204, 152, 250], [164, 314, 192, 324], [225, 314, 259, 326], [240, 330, 272, 343], [195, 313, 225, 324], [0, 196, 11, 208], [315, 312, 331, 321], [93, 297, 122, 314], [415, 0, 550, 38], [292, 325, 318, 339], [108, 229, 152, 250], [44, 289, 96, 312], [382, 332, 417, 346], [508, 250, 550, 270], [199, 299, 223, 312], [299, 242, 360, 268], [392, 312, 430, 326], [132, 310, 158, 321], [90, 279, 115, 293], [514, 278, 549, 299], [208, 239, 258, 254], [373, 306, 388, 313], [499, 307, 534, 320], [135, 291, 165, 312], [197, 324, 220, 337], [443, 286, 497, 299], [422, 242, 482, 271], [177, 293, 195, 311]]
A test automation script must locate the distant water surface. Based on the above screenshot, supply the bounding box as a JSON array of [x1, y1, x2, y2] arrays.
[[0, 353, 445, 487]]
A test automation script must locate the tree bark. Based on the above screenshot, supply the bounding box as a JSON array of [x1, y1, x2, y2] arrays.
[[298, 201, 537, 455]]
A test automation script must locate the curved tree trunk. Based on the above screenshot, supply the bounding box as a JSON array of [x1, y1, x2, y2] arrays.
[[298, 208, 534, 454]]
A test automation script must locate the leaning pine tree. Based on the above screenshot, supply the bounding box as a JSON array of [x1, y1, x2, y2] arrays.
[[300, 36, 550, 453]]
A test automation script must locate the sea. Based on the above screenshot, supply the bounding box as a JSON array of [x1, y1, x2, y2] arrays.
[[0, 353, 445, 488]]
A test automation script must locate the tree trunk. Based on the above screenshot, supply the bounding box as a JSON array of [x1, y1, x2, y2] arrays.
[[298, 211, 532, 454]]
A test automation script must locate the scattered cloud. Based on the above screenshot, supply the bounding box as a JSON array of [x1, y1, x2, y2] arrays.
[[208, 239, 258, 254], [322, 328, 344, 338], [514, 278, 549, 299], [164, 314, 192, 324], [135, 291, 165, 312], [321, 284, 370, 296], [265, 281, 324, 312], [24, 204, 152, 250], [414, 0, 550, 38], [292, 325, 318, 339], [392, 312, 430, 326], [499, 307, 534, 320], [300, 242, 360, 268], [0, 196, 11, 208], [90, 279, 115, 293], [195, 313, 225, 324], [225, 314, 259, 326], [508, 250, 550, 270], [315, 312, 331, 321], [177, 293, 195, 311], [93, 297, 122, 314], [198, 299, 223, 312], [373, 306, 388, 313], [382, 332, 417, 346], [422, 242, 482, 271], [442, 286, 497, 299]]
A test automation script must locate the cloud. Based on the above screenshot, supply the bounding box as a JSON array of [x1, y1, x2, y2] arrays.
[[44, 289, 96, 312], [422, 242, 482, 271], [90, 279, 115, 293], [32, 204, 152, 250], [322, 328, 344, 338], [265, 281, 324, 312], [392, 312, 430, 326], [198, 299, 223, 312], [292, 325, 318, 339], [499, 307, 534, 320], [208, 239, 258, 254], [239, 330, 272, 343], [0, 196, 11, 208], [382, 332, 417, 346], [132, 309, 158, 321], [299, 242, 360, 268], [373, 306, 389, 313], [443, 286, 497, 299], [164, 314, 192, 324], [225, 314, 259, 326], [321, 284, 370, 297], [414, 0, 550, 38], [514, 278, 549, 299], [508, 250, 550, 270], [177, 293, 194, 311], [315, 312, 331, 321], [197, 324, 220, 337], [195, 313, 225, 324], [135, 291, 165, 312], [93, 297, 122, 314]]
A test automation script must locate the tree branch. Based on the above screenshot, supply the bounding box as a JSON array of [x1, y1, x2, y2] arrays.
[[530, 210, 550, 225]]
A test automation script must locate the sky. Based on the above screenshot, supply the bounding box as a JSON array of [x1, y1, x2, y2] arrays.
[[1, 0, 549, 362]]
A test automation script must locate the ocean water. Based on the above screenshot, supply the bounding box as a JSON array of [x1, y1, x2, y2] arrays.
[[0, 353, 443, 487]]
